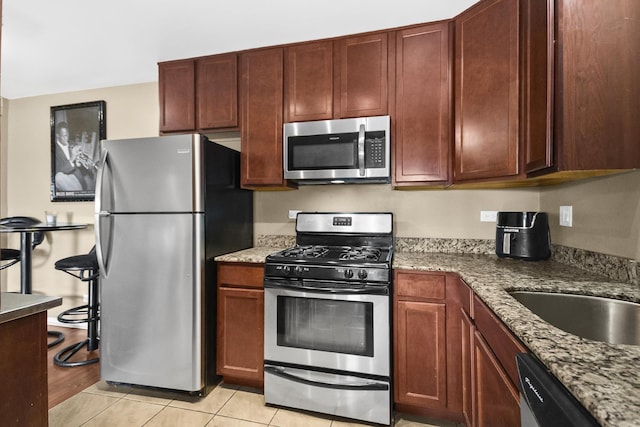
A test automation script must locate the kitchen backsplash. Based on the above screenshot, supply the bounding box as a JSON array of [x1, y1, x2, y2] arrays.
[[256, 234, 638, 286]]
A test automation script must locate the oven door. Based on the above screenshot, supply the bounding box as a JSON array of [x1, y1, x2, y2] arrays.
[[264, 279, 390, 377]]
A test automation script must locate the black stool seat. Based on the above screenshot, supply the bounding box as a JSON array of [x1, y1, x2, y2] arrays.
[[54, 247, 100, 367], [0, 248, 21, 270], [55, 253, 99, 274]]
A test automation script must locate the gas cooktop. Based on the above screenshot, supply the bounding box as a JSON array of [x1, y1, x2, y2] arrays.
[[269, 245, 392, 264]]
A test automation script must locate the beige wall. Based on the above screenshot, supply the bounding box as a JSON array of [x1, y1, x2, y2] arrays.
[[1, 83, 159, 315], [540, 170, 640, 260], [1, 82, 639, 316], [254, 185, 540, 239]]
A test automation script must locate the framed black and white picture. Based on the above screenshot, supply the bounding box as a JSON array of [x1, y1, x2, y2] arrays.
[[50, 100, 106, 201]]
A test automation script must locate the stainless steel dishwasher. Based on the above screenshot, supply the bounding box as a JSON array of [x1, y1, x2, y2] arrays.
[[516, 353, 600, 427]]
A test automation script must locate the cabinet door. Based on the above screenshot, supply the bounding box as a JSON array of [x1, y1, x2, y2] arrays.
[[454, 0, 520, 182], [555, 0, 640, 170], [393, 22, 452, 186], [461, 309, 474, 427], [217, 287, 264, 385], [196, 53, 238, 130], [473, 331, 520, 427], [522, 0, 554, 174], [159, 59, 196, 132], [284, 41, 333, 122], [394, 299, 447, 409], [334, 32, 389, 118], [240, 48, 291, 189]]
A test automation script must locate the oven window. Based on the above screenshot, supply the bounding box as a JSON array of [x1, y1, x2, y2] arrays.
[[276, 296, 374, 356]]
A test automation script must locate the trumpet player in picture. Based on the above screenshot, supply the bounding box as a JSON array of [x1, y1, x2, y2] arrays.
[[54, 121, 98, 192]]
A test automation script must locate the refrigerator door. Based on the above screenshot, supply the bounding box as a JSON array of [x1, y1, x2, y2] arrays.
[[97, 212, 204, 392], [96, 134, 204, 214]]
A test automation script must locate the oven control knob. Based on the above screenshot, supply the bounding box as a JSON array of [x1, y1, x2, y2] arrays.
[[358, 269, 368, 280], [344, 269, 354, 279], [294, 266, 303, 276], [282, 265, 291, 275]]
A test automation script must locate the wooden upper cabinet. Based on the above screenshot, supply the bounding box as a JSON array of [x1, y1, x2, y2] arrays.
[[393, 22, 452, 187], [159, 54, 238, 133], [159, 59, 196, 132], [334, 32, 389, 119], [454, 0, 520, 182], [196, 53, 238, 130], [522, 0, 554, 174], [240, 47, 293, 189], [555, 0, 640, 171], [284, 41, 334, 122]]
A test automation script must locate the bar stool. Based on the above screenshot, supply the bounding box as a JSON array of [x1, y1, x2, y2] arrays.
[[0, 216, 45, 270], [0, 216, 64, 347], [53, 246, 100, 367]]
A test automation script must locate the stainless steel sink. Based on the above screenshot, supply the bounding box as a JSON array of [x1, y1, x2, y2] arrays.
[[508, 291, 640, 346]]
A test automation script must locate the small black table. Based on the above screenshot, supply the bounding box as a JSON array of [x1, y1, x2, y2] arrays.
[[0, 222, 87, 347], [0, 222, 87, 294]]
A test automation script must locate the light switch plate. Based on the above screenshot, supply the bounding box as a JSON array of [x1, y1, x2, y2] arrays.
[[288, 210, 301, 220], [559, 206, 573, 227]]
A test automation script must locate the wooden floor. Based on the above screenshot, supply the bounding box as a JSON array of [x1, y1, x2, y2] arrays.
[[47, 325, 101, 409]]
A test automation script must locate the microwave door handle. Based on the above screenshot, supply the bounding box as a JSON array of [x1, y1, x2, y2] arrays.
[[358, 124, 366, 176]]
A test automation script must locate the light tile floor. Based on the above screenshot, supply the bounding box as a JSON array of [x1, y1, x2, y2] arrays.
[[49, 381, 462, 427]]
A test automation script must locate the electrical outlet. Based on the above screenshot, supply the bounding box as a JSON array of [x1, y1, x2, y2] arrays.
[[480, 210, 498, 222], [559, 206, 573, 227], [288, 210, 301, 220]]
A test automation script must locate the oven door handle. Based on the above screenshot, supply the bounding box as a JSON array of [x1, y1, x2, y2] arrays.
[[265, 366, 388, 391], [264, 280, 388, 295]]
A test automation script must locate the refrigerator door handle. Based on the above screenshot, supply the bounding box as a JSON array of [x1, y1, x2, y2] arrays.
[[94, 148, 109, 215], [95, 149, 112, 275]]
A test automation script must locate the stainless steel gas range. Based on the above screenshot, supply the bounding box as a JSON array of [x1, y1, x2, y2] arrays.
[[263, 212, 393, 425]]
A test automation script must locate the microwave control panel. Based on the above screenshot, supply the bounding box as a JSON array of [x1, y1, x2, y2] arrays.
[[365, 137, 386, 168]]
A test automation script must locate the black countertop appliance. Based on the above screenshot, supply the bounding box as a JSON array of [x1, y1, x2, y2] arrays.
[[496, 212, 551, 260]]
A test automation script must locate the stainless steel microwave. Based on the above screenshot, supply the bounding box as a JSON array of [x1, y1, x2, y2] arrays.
[[283, 115, 390, 184]]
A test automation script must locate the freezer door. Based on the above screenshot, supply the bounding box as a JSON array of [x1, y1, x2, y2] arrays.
[[97, 212, 204, 392], [96, 134, 204, 213]]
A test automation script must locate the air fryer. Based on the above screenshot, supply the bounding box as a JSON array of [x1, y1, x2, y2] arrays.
[[496, 212, 551, 260]]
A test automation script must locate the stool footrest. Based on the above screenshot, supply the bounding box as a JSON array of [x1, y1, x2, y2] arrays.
[[57, 304, 100, 324], [54, 338, 100, 367]]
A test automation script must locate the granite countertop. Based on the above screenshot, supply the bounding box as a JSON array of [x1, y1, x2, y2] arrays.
[[215, 246, 287, 264], [0, 293, 62, 324], [215, 242, 640, 427]]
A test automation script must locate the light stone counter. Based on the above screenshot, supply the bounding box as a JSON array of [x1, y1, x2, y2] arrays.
[[0, 292, 62, 324]]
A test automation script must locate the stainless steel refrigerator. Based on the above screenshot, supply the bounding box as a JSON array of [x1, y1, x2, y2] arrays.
[[95, 134, 252, 393]]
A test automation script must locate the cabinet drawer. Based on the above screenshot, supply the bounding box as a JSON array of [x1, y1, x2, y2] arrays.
[[394, 271, 446, 300], [473, 294, 527, 386], [217, 262, 264, 289]]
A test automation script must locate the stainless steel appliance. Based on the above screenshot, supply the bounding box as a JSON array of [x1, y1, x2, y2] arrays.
[[264, 212, 393, 425], [516, 353, 600, 427], [95, 134, 253, 393], [283, 115, 391, 184], [496, 212, 551, 260]]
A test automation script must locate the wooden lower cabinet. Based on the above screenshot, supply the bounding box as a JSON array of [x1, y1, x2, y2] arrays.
[[0, 311, 48, 426], [216, 262, 264, 388], [473, 330, 520, 427], [456, 279, 527, 427], [393, 271, 463, 422]]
